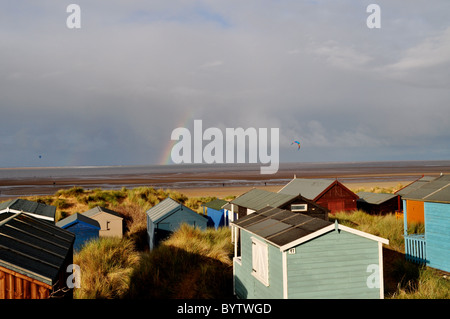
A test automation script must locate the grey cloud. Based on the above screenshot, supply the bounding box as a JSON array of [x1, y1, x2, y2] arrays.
[[1, 1, 449, 167]]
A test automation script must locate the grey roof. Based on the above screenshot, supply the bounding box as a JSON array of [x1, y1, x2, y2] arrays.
[[357, 192, 398, 205], [201, 198, 228, 211], [231, 188, 298, 211], [396, 176, 438, 196], [146, 197, 204, 224], [232, 206, 332, 248], [83, 206, 122, 219], [0, 212, 75, 286], [403, 174, 450, 203], [278, 178, 336, 199], [0, 199, 56, 222], [56, 213, 101, 229]]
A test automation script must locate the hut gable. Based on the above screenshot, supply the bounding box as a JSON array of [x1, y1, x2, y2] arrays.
[[83, 206, 123, 238], [278, 178, 358, 213], [56, 213, 100, 251], [0, 213, 75, 299], [232, 207, 388, 299], [0, 199, 56, 223]]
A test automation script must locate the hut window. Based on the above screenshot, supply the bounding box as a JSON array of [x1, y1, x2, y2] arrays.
[[106, 221, 110, 230], [251, 238, 269, 286], [291, 204, 307, 212]]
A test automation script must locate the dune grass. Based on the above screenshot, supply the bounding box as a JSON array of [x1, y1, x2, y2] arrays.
[[330, 210, 406, 252], [73, 237, 141, 299], [126, 224, 234, 299]]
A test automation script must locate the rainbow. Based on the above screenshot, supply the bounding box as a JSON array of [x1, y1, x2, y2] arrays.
[[158, 110, 196, 165]]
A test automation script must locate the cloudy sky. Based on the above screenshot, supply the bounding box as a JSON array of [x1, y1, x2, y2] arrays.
[[1, 0, 449, 168]]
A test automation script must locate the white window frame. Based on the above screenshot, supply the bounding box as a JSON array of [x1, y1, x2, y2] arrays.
[[251, 237, 269, 286], [291, 203, 308, 212]]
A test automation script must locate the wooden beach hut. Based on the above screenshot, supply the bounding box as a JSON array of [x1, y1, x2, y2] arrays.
[[146, 197, 208, 250], [82, 206, 123, 238], [402, 174, 450, 272], [0, 198, 56, 223], [0, 212, 75, 299], [356, 192, 400, 215], [56, 213, 101, 251], [201, 198, 230, 229], [278, 177, 359, 214], [227, 188, 329, 221], [232, 206, 389, 299]]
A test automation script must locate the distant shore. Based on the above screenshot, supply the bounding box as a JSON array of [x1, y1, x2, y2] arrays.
[[1, 160, 449, 198]]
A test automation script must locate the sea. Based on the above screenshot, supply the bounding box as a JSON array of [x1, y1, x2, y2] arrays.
[[1, 160, 450, 198]]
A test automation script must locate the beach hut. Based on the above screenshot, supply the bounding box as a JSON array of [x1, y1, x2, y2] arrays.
[[232, 206, 389, 299], [146, 197, 208, 250], [0, 212, 75, 299], [278, 177, 359, 214], [227, 188, 329, 221], [56, 213, 101, 251], [357, 192, 401, 215], [82, 206, 123, 238], [0, 198, 56, 223], [402, 174, 450, 272], [395, 175, 438, 223], [201, 198, 230, 229]]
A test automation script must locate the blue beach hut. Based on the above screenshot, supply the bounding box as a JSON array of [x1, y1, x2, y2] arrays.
[[146, 197, 208, 250], [402, 174, 450, 272], [232, 206, 389, 299], [56, 213, 100, 251], [202, 198, 229, 229]]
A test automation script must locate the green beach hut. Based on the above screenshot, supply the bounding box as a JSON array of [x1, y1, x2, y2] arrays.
[[232, 206, 389, 299]]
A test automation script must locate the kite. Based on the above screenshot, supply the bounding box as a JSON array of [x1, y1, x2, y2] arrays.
[[291, 140, 301, 150]]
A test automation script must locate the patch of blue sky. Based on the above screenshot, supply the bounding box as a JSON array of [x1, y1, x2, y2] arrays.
[[121, 5, 231, 28]]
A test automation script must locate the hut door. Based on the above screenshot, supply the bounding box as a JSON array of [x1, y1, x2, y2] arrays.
[[406, 200, 424, 224], [328, 201, 344, 214]]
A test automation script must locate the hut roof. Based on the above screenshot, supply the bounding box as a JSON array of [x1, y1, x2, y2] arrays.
[[403, 174, 450, 204], [278, 178, 358, 200], [232, 206, 388, 251], [56, 213, 101, 229], [395, 175, 438, 196], [146, 197, 204, 224], [230, 188, 298, 211], [201, 198, 228, 211], [0, 213, 75, 286], [232, 206, 332, 248], [83, 206, 122, 220], [0, 199, 56, 222], [357, 192, 397, 205]]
